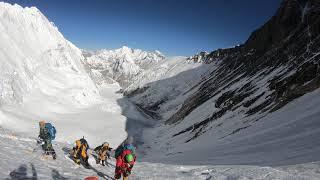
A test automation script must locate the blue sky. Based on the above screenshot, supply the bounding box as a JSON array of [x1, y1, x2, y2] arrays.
[[4, 0, 281, 56]]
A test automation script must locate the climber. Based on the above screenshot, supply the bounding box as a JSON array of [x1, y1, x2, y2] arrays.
[[94, 142, 113, 166], [114, 137, 136, 180], [114, 148, 136, 180], [37, 120, 57, 159], [71, 137, 90, 166]]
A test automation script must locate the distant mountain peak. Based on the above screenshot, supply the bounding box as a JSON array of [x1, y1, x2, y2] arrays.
[[119, 45, 132, 50], [83, 46, 166, 88]]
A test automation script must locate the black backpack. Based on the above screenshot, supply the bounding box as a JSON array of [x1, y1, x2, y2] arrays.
[[80, 138, 89, 149]]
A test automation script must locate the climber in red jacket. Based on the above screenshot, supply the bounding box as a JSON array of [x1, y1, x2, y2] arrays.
[[114, 149, 136, 180]]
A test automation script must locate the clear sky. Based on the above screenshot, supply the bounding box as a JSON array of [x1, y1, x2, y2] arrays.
[[3, 0, 281, 56]]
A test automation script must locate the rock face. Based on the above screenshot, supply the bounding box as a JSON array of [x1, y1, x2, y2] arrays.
[[167, 0, 320, 127], [246, 0, 301, 52], [83, 46, 165, 88], [126, 0, 320, 143]]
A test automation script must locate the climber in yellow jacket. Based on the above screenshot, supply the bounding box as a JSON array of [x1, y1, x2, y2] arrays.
[[71, 137, 90, 166], [94, 142, 113, 166]]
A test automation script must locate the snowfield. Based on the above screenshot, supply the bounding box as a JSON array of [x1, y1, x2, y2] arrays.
[[1, 1, 320, 180]]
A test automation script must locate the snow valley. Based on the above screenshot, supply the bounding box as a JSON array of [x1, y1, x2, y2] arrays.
[[1, 0, 320, 179]]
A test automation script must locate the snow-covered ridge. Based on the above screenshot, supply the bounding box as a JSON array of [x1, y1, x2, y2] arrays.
[[83, 46, 165, 88], [0, 2, 99, 106], [94, 46, 164, 64]]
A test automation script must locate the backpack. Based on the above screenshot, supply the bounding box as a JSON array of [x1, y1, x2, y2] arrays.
[[115, 143, 135, 158], [45, 123, 56, 140], [124, 144, 135, 154], [94, 145, 103, 152], [80, 138, 89, 149], [115, 145, 123, 158]]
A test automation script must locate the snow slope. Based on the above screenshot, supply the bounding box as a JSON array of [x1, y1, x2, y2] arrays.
[[141, 88, 320, 166], [1, 128, 320, 180]]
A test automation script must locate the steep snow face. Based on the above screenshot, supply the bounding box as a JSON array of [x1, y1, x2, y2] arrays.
[[83, 46, 165, 88], [0, 2, 99, 106]]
